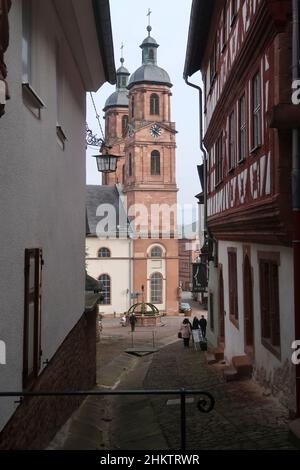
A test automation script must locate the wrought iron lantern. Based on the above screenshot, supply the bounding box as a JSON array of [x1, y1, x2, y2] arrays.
[[92, 150, 119, 173], [86, 123, 119, 174]]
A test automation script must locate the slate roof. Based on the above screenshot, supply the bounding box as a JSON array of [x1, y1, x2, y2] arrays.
[[86, 185, 131, 238], [104, 90, 129, 110], [128, 64, 172, 89]]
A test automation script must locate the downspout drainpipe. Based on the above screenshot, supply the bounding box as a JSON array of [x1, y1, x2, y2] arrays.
[[184, 77, 208, 238], [292, 0, 300, 418]]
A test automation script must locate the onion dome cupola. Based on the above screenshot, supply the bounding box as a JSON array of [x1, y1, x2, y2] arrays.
[[128, 24, 172, 89], [103, 56, 130, 112]]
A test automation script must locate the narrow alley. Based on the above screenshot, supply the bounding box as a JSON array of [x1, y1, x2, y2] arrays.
[[49, 314, 295, 451]]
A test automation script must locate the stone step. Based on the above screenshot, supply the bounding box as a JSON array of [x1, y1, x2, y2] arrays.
[[214, 347, 224, 362], [232, 355, 253, 378], [206, 353, 217, 365], [223, 366, 239, 382]]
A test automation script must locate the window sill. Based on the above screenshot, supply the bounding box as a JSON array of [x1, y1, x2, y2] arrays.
[[56, 125, 67, 151], [214, 179, 223, 189], [22, 83, 45, 118], [238, 157, 246, 165], [261, 338, 281, 361], [228, 166, 235, 175], [250, 145, 262, 155]]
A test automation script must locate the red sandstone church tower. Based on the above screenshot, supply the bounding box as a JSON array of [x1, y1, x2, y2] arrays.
[[103, 22, 179, 314]]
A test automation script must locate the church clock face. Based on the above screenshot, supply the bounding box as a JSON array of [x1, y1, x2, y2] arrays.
[[150, 124, 162, 138]]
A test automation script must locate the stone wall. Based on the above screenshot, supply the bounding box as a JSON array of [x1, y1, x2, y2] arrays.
[[0, 308, 96, 450]]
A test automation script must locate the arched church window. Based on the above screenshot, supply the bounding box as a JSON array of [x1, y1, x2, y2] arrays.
[[128, 153, 132, 177], [151, 150, 160, 175], [98, 274, 111, 305], [122, 115, 128, 137], [150, 93, 159, 115], [131, 96, 135, 118], [151, 246, 163, 258], [98, 247, 111, 258], [150, 273, 163, 304], [149, 49, 154, 60]]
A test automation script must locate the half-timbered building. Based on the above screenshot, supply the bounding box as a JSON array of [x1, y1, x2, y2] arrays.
[[185, 0, 299, 412]]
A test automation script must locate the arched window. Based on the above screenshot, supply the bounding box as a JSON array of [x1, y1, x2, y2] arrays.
[[98, 274, 111, 305], [150, 93, 159, 115], [151, 273, 163, 304], [128, 153, 132, 177], [151, 246, 163, 258], [131, 96, 135, 118], [122, 115, 128, 137], [98, 247, 111, 258], [151, 150, 160, 175]]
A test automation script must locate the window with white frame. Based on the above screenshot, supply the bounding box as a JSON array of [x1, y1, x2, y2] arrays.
[[215, 133, 224, 185], [151, 246, 163, 258], [98, 247, 111, 258], [239, 94, 247, 161], [99, 274, 111, 305], [252, 72, 261, 149], [229, 110, 236, 171], [150, 273, 163, 304]]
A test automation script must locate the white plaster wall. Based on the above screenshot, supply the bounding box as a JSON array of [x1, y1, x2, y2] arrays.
[[0, 0, 88, 430], [218, 241, 295, 379], [86, 238, 131, 315]]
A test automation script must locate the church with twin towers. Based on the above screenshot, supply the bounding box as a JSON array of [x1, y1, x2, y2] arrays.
[[101, 15, 179, 314]]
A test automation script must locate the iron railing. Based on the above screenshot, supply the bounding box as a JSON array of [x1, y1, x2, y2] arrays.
[[0, 388, 215, 450]]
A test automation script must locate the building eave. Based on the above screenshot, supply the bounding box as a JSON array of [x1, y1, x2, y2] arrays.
[[183, 0, 216, 78], [93, 0, 116, 85], [53, 0, 116, 91]]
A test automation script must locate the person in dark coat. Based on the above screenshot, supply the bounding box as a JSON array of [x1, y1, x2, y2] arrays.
[[129, 313, 137, 332], [199, 315, 207, 338], [192, 316, 199, 330]]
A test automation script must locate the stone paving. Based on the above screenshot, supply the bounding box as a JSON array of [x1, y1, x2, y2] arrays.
[[49, 314, 297, 450], [142, 342, 295, 450]]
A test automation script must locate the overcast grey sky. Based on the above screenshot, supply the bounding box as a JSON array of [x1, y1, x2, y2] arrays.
[[86, 0, 202, 215]]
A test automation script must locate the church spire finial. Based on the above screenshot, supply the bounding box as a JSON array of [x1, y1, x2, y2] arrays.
[[146, 8, 152, 35]]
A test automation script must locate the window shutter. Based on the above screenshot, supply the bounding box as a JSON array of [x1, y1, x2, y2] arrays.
[[23, 248, 43, 389]]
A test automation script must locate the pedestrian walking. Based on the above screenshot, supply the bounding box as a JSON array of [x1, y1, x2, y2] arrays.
[[199, 315, 207, 338], [192, 316, 200, 330], [180, 318, 192, 348], [129, 313, 137, 332]]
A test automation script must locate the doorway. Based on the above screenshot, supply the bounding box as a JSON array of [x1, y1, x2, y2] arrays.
[[243, 254, 254, 357], [218, 267, 225, 346]]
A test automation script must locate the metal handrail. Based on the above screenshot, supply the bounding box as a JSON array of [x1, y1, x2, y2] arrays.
[[0, 388, 215, 450]]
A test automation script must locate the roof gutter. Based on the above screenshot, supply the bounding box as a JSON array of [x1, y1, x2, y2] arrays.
[[93, 0, 116, 85], [292, 0, 300, 418], [184, 77, 209, 246]]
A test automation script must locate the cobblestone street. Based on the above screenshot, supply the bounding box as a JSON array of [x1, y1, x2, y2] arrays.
[[142, 342, 295, 450], [49, 314, 296, 451]]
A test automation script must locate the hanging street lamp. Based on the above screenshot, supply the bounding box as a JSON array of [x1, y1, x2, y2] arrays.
[[92, 146, 119, 174], [86, 122, 119, 174]]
